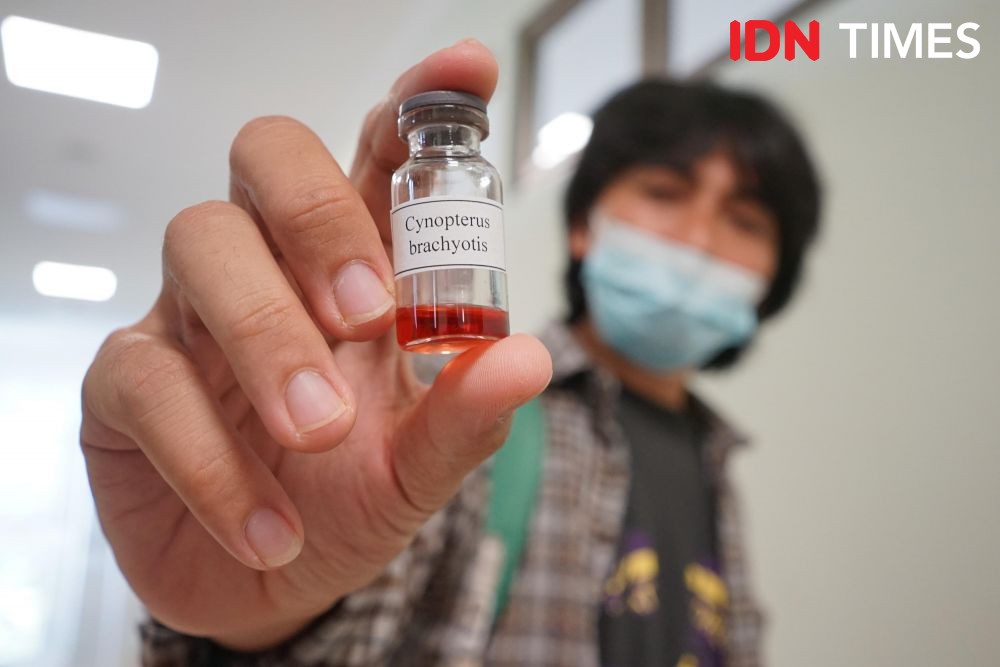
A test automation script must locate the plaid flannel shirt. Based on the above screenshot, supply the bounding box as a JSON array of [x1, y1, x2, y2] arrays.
[[141, 318, 765, 666]]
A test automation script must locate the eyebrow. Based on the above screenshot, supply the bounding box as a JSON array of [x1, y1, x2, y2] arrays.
[[731, 183, 764, 201], [641, 163, 767, 205], [727, 184, 778, 223]]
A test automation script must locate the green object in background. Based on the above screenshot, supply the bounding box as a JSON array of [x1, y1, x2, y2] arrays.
[[486, 397, 546, 622]]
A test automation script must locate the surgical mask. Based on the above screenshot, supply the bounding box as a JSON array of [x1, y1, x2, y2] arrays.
[[579, 210, 767, 371]]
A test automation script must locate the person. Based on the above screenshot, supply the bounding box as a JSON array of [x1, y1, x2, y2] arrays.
[[80, 39, 819, 667]]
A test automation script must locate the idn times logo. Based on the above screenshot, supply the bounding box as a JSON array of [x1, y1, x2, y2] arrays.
[[730, 20, 981, 61]]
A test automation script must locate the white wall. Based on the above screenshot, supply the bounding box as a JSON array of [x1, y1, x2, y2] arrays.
[[693, 0, 1000, 664]]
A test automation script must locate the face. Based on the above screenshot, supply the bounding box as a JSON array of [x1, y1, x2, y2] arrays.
[[570, 150, 779, 284]]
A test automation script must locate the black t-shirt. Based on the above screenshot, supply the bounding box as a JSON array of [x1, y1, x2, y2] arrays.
[[598, 386, 726, 667]]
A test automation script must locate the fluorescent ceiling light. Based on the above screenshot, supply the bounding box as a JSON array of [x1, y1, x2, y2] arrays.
[[25, 189, 125, 233], [531, 112, 593, 170], [32, 261, 117, 302], [1, 15, 158, 109]]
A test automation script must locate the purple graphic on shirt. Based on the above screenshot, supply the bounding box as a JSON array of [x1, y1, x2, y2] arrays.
[[682, 555, 726, 667], [601, 532, 728, 667], [601, 530, 659, 618]]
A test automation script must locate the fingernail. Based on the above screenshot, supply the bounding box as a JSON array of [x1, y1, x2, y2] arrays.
[[333, 261, 394, 326], [285, 370, 347, 433], [245, 508, 302, 568]]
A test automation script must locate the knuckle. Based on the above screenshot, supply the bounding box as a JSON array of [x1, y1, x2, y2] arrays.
[[97, 327, 149, 384], [82, 326, 134, 413], [163, 201, 244, 266], [225, 289, 301, 347], [230, 115, 307, 166], [280, 185, 360, 245], [103, 332, 191, 422], [184, 446, 239, 508]]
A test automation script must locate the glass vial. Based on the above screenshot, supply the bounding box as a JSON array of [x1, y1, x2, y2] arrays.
[[391, 90, 510, 354]]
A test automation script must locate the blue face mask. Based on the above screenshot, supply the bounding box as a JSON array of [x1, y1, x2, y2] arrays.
[[580, 212, 766, 371]]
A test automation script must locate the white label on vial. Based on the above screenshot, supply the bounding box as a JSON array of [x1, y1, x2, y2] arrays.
[[390, 196, 505, 279]]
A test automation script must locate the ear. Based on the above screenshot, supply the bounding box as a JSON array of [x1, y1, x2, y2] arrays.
[[568, 221, 591, 260]]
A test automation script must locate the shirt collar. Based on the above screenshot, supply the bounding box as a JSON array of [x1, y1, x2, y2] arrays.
[[536, 318, 751, 471]]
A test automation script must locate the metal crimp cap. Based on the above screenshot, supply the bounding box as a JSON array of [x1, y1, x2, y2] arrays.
[[399, 90, 488, 116]]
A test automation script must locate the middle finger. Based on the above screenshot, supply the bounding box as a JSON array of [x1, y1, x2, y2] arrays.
[[163, 200, 357, 452], [229, 115, 396, 342]]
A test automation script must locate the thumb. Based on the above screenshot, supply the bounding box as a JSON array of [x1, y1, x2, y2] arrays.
[[390, 333, 553, 514]]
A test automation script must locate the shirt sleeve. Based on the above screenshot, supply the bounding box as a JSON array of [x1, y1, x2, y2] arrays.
[[139, 467, 489, 667]]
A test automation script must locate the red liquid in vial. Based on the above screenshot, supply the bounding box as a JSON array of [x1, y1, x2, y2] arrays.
[[396, 303, 510, 354]]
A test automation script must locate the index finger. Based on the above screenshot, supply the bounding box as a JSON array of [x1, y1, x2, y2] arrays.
[[349, 38, 499, 239], [227, 40, 498, 342]]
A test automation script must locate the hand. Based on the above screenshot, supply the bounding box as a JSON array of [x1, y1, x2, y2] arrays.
[[80, 39, 552, 651]]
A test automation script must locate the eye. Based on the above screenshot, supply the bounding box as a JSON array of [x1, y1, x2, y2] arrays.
[[727, 204, 776, 240], [729, 211, 777, 239], [731, 214, 766, 235], [640, 181, 688, 201]]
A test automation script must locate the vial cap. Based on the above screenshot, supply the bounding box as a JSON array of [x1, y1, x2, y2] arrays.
[[399, 90, 488, 116]]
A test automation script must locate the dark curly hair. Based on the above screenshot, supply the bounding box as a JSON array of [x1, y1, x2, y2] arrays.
[[563, 78, 822, 369]]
